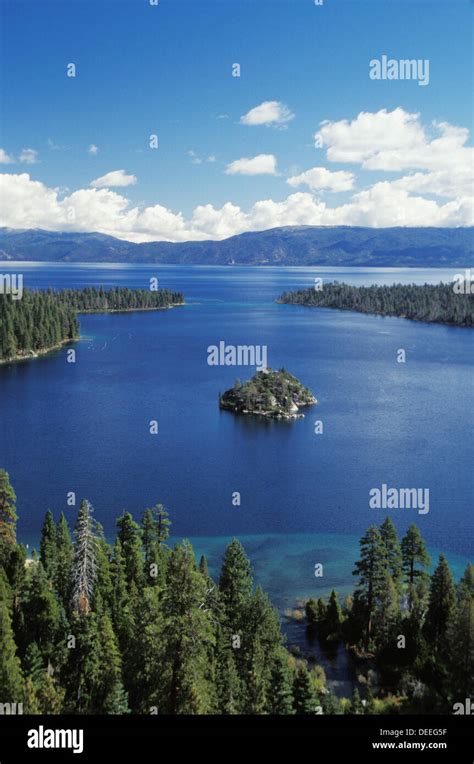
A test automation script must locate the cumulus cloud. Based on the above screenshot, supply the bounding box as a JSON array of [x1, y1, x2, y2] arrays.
[[287, 166, 354, 192], [19, 148, 39, 164], [88, 144, 99, 155], [0, 149, 14, 164], [1, 172, 471, 246], [225, 154, 277, 176], [90, 169, 137, 188], [0, 108, 472, 243], [240, 101, 294, 127]]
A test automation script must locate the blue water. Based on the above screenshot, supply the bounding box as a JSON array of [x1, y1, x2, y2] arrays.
[[0, 264, 472, 618]]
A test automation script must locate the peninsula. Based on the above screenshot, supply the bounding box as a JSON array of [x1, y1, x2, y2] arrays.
[[0, 286, 184, 363], [277, 282, 473, 327], [219, 368, 317, 419]]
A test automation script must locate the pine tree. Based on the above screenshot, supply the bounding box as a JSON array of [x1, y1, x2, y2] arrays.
[[451, 564, 474, 698], [199, 554, 209, 579], [161, 542, 215, 714], [17, 562, 61, 661], [293, 665, 317, 714], [110, 539, 134, 650], [39, 510, 57, 578], [0, 469, 18, 568], [72, 500, 97, 615], [424, 555, 457, 651], [353, 526, 388, 647], [401, 524, 430, 586], [268, 650, 294, 714], [0, 572, 23, 702], [349, 687, 364, 714], [116, 512, 143, 591], [305, 598, 318, 630], [213, 627, 241, 714], [219, 538, 253, 634], [380, 517, 403, 587], [374, 572, 399, 646], [325, 590, 343, 639], [54, 513, 73, 609], [95, 613, 129, 713]]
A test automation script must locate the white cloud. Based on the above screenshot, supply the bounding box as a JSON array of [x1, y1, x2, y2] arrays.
[[19, 148, 39, 164], [88, 144, 99, 155], [240, 100, 294, 127], [225, 154, 277, 176], [0, 149, 14, 164], [287, 166, 354, 192], [1, 172, 471, 246], [0, 108, 472, 243], [90, 169, 137, 188]]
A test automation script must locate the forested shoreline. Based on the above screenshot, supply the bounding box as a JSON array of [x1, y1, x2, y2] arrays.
[[0, 286, 184, 362], [277, 282, 473, 326], [0, 470, 471, 715]]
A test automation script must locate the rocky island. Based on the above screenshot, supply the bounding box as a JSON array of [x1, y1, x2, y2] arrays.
[[219, 368, 317, 420]]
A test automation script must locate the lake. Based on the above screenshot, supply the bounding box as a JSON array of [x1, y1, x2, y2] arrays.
[[0, 263, 472, 619]]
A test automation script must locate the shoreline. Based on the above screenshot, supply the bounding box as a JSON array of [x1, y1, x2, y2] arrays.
[[0, 302, 184, 365], [276, 300, 473, 328]]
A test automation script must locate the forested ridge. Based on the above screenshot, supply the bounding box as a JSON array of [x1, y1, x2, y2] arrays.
[[0, 287, 184, 362], [278, 282, 473, 326], [0, 470, 472, 715]]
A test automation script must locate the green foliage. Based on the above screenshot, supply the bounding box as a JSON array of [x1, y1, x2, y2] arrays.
[[219, 368, 315, 417], [293, 665, 317, 714], [0, 469, 18, 566], [402, 524, 430, 586], [278, 281, 474, 326], [0, 572, 24, 702], [0, 287, 183, 362]]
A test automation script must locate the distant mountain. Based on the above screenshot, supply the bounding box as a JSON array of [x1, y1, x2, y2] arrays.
[[0, 226, 472, 267]]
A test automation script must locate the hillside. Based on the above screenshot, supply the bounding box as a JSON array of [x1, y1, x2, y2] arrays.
[[0, 226, 472, 267]]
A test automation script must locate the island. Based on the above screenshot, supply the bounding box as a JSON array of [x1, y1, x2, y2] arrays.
[[0, 286, 184, 363], [277, 282, 473, 327], [219, 368, 317, 419]]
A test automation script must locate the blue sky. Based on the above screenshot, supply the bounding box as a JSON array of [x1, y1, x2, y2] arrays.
[[0, 0, 472, 241]]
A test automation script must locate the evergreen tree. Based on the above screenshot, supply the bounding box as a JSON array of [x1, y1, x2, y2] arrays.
[[116, 512, 143, 591], [451, 564, 474, 698], [17, 562, 61, 661], [39, 509, 57, 578], [72, 500, 97, 615], [353, 526, 387, 647], [424, 555, 457, 651], [374, 572, 399, 646], [0, 469, 18, 568], [110, 539, 133, 650], [401, 524, 430, 586], [199, 554, 209, 579], [0, 572, 23, 702], [349, 687, 364, 714], [161, 542, 215, 714], [325, 590, 343, 639], [293, 665, 317, 714], [213, 626, 242, 714], [305, 598, 318, 630], [54, 513, 73, 609], [380, 517, 403, 587], [268, 650, 294, 714], [219, 538, 253, 634], [95, 612, 129, 713]]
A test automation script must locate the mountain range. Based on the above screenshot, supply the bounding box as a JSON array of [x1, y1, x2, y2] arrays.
[[0, 226, 472, 267]]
